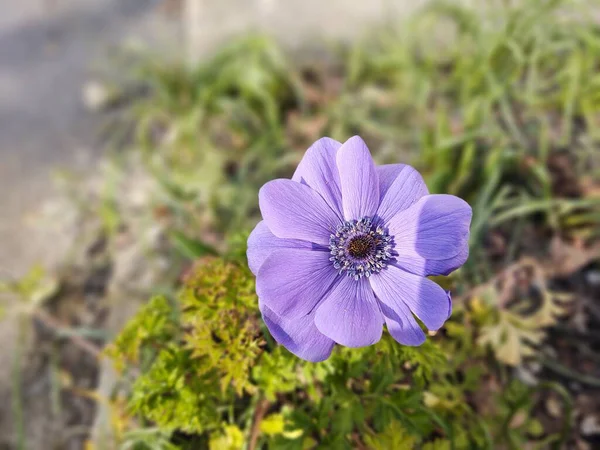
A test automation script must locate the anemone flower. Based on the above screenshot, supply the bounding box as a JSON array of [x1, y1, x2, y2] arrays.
[[247, 136, 472, 362]]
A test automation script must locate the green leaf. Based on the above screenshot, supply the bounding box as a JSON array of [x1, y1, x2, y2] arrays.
[[422, 439, 451, 450], [261, 413, 286, 436], [364, 420, 417, 450], [209, 425, 244, 450], [169, 230, 219, 259]]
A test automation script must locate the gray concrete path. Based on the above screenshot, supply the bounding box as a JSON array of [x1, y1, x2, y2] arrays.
[[0, 0, 457, 276], [184, 0, 430, 59], [0, 0, 182, 276], [0, 2, 181, 447]]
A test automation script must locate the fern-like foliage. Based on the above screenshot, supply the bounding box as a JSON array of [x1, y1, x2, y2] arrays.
[[181, 259, 263, 395], [104, 255, 572, 449]]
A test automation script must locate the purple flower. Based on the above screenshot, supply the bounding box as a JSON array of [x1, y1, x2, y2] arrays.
[[247, 136, 472, 362]]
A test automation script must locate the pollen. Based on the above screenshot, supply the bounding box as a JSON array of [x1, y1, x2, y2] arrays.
[[347, 236, 376, 258]]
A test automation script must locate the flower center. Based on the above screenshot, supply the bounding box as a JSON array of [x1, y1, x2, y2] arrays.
[[329, 217, 392, 280], [347, 236, 375, 259]]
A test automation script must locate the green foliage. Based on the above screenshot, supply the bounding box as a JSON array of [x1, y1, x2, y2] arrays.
[[106, 255, 573, 449], [129, 36, 301, 235], [181, 259, 262, 395], [364, 420, 417, 450], [128, 343, 221, 434], [120, 0, 600, 287], [209, 424, 244, 450], [120, 427, 180, 450], [252, 347, 312, 402], [422, 439, 451, 450], [169, 230, 220, 259], [105, 296, 178, 373], [338, 0, 600, 282], [0, 264, 59, 309], [106, 260, 262, 435]]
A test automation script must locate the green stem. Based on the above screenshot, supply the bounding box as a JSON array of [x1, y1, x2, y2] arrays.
[[535, 382, 573, 450], [12, 314, 26, 450], [540, 357, 600, 388]]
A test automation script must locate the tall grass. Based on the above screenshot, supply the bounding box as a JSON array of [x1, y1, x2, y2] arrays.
[[123, 0, 600, 281]]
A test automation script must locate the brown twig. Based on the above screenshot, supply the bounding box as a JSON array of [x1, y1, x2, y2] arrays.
[[455, 256, 558, 307], [351, 432, 369, 450], [248, 398, 270, 450], [32, 309, 102, 358]]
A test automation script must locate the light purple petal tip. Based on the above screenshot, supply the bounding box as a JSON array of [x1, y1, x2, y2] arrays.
[[394, 243, 470, 277], [336, 136, 380, 221], [379, 301, 426, 346], [247, 221, 314, 275], [370, 265, 450, 331], [256, 248, 338, 319], [376, 164, 429, 224], [377, 164, 406, 198], [259, 179, 339, 245], [314, 276, 383, 347], [260, 300, 335, 362], [292, 137, 343, 219], [446, 290, 453, 319], [387, 194, 471, 276]]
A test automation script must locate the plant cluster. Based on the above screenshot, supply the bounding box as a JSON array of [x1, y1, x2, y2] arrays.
[[97, 0, 600, 448], [107, 252, 573, 450]]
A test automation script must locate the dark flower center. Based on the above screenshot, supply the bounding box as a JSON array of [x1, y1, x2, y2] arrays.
[[347, 236, 376, 259], [329, 217, 393, 280]]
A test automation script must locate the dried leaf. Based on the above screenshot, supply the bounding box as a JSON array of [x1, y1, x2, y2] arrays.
[[475, 259, 572, 366], [545, 237, 600, 278], [545, 396, 563, 418], [478, 311, 544, 366]]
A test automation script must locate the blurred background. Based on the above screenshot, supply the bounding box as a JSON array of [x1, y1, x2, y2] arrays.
[[1, 0, 600, 449]]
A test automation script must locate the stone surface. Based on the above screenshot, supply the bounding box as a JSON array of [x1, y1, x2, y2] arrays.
[[183, 0, 433, 60], [0, 0, 182, 277], [0, 1, 180, 448]]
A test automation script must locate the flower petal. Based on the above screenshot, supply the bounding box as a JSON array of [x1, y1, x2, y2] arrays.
[[376, 164, 429, 224], [336, 136, 379, 221], [369, 265, 450, 331], [377, 164, 405, 198], [292, 137, 343, 219], [386, 194, 471, 276], [259, 179, 340, 245], [445, 290, 453, 319], [260, 300, 335, 362], [394, 244, 470, 277], [314, 276, 383, 347], [379, 301, 425, 346], [256, 248, 338, 318], [247, 221, 316, 275]]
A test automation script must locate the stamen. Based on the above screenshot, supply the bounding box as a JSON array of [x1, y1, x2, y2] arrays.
[[329, 217, 393, 280]]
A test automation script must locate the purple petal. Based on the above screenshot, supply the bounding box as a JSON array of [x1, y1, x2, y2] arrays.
[[376, 164, 429, 224], [446, 290, 453, 319], [394, 245, 469, 277], [369, 265, 450, 331], [259, 179, 340, 245], [259, 300, 335, 362], [386, 194, 471, 276], [314, 276, 383, 347], [247, 221, 315, 275], [378, 301, 425, 346], [377, 164, 406, 198], [292, 137, 343, 219], [256, 248, 338, 318], [336, 136, 379, 221]]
